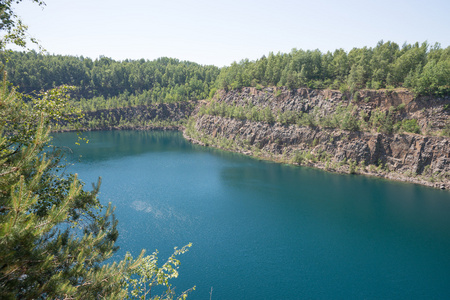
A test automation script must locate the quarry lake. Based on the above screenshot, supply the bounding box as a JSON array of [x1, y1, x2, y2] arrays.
[[52, 130, 450, 299]]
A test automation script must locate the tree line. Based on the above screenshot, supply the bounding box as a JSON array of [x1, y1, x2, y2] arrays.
[[4, 51, 220, 105], [215, 41, 450, 96], [1, 0, 449, 297], [4, 40, 449, 108]]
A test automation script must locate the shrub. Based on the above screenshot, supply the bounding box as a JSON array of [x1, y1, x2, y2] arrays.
[[396, 103, 406, 111], [442, 123, 450, 137], [369, 108, 394, 134], [401, 119, 421, 134]]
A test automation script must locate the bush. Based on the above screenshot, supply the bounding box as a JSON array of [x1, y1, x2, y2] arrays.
[[400, 119, 421, 134], [442, 123, 450, 137], [369, 108, 394, 134]]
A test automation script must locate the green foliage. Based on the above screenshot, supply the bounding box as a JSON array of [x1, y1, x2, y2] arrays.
[[263, 106, 275, 123], [4, 41, 450, 115], [56, 101, 191, 132], [275, 89, 282, 97], [414, 59, 450, 95], [396, 103, 406, 111], [332, 104, 360, 131], [213, 41, 449, 95], [369, 108, 394, 134], [277, 110, 301, 126], [201, 100, 279, 124], [291, 150, 321, 164], [201, 97, 428, 137], [0, 75, 120, 298], [396, 119, 421, 134], [292, 150, 305, 164], [208, 87, 217, 99], [0, 0, 45, 51], [4, 52, 220, 106], [124, 244, 194, 300], [352, 91, 359, 102], [1, 3, 193, 298], [0, 74, 193, 299], [200, 89, 433, 139], [348, 159, 358, 174], [442, 123, 450, 137], [443, 104, 450, 112], [339, 84, 349, 94], [297, 110, 317, 127]]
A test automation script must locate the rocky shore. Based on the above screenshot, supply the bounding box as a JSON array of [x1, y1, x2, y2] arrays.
[[184, 87, 450, 190], [56, 87, 450, 190]]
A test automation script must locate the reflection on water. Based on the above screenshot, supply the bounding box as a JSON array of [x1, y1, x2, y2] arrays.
[[52, 130, 450, 299], [52, 130, 192, 163]]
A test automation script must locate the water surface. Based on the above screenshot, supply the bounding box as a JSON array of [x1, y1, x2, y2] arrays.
[[52, 130, 450, 299]]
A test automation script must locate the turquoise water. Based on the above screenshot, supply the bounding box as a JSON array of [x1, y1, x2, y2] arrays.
[[52, 130, 450, 299]]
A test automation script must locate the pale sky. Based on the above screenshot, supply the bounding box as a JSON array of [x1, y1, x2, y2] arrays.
[[12, 0, 450, 67]]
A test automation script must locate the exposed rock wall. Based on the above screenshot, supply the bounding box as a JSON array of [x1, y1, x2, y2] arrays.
[[82, 101, 196, 124], [56, 101, 196, 131], [185, 88, 450, 189], [215, 87, 450, 134]]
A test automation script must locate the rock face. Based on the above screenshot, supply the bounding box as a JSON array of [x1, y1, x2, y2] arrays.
[[83, 101, 195, 124], [185, 88, 450, 189], [215, 87, 450, 134], [56, 101, 197, 131]]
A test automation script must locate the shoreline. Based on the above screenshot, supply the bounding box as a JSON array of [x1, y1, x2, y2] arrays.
[[52, 124, 184, 133], [52, 125, 449, 191], [183, 130, 449, 191]]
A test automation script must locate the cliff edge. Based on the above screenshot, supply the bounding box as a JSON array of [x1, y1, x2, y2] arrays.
[[184, 87, 450, 189]]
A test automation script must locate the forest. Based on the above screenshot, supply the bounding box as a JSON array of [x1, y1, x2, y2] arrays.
[[4, 40, 450, 113], [1, 0, 449, 296], [215, 41, 449, 95], [3, 52, 220, 110]]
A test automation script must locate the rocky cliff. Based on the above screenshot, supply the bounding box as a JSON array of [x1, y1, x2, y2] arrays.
[[55, 101, 197, 131], [184, 87, 450, 189]]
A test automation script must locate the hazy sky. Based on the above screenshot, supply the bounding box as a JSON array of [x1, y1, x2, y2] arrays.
[[12, 0, 450, 66]]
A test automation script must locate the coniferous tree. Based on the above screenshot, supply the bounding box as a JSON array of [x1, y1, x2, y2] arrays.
[[0, 71, 193, 300], [0, 2, 193, 299], [0, 73, 130, 298]]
